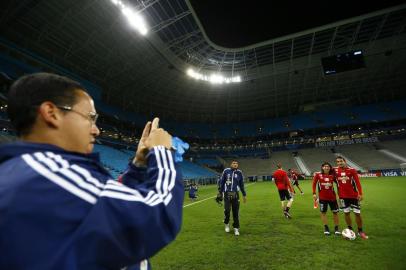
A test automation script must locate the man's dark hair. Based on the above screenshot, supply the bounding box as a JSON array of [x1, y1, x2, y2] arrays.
[[7, 72, 85, 136], [321, 162, 334, 175], [335, 156, 346, 161], [277, 163, 282, 169]]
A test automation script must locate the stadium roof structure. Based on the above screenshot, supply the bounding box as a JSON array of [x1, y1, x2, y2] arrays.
[[0, 1, 406, 123]]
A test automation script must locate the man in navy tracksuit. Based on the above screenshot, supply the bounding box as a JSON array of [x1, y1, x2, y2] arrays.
[[0, 73, 183, 270], [218, 160, 247, 236], [188, 183, 198, 201]]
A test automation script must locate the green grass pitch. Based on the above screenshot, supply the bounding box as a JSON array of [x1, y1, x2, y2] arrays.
[[151, 177, 406, 270]]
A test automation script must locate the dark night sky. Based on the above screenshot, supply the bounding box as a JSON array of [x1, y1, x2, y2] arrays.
[[189, 0, 406, 48]]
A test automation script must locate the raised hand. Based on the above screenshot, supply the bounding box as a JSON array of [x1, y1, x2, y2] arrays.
[[144, 118, 172, 150], [133, 118, 172, 166], [133, 121, 152, 166]]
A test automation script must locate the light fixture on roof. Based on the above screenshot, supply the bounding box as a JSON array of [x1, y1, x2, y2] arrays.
[[110, 0, 148, 36], [186, 68, 241, 84]]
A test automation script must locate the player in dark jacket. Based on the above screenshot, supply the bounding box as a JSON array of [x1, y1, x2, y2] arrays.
[[218, 160, 247, 236], [189, 183, 198, 201], [0, 73, 184, 269]]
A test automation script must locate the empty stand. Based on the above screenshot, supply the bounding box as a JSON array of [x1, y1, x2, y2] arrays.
[[225, 157, 272, 177], [298, 148, 337, 173], [378, 139, 406, 159], [0, 131, 15, 144], [180, 159, 217, 180], [94, 144, 217, 181], [335, 144, 400, 170], [269, 151, 299, 173]]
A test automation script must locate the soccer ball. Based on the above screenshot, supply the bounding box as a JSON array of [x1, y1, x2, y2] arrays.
[[342, 228, 356, 240]]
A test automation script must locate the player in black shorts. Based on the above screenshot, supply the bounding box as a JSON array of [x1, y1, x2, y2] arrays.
[[273, 164, 295, 219], [288, 169, 304, 195], [278, 189, 292, 201], [312, 163, 341, 236]]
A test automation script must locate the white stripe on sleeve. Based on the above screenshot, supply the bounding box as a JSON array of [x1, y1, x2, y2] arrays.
[[166, 149, 176, 192], [25, 147, 177, 206], [32, 153, 101, 195], [153, 147, 164, 198], [158, 146, 171, 197], [22, 154, 97, 204]]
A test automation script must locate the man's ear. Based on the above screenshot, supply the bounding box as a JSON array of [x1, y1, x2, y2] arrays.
[[37, 102, 62, 128]]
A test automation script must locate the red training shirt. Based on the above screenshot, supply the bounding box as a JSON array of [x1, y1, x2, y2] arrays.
[[312, 172, 337, 201], [273, 169, 291, 191], [334, 166, 362, 199]]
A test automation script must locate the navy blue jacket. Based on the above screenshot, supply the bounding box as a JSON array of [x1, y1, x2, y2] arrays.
[[0, 142, 183, 270], [188, 185, 197, 198], [218, 168, 246, 196]]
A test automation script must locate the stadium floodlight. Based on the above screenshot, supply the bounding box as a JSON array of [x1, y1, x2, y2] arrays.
[[110, 0, 148, 36], [209, 74, 224, 84], [186, 68, 241, 84]]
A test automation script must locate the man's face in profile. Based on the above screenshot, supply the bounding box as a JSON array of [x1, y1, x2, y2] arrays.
[[59, 90, 100, 154]]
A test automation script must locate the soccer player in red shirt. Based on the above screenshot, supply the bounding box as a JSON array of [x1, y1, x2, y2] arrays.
[[312, 162, 341, 236], [335, 156, 368, 239], [273, 164, 295, 219], [288, 169, 304, 195]]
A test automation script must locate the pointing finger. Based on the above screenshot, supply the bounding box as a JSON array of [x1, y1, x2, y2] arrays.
[[141, 121, 151, 138], [151, 117, 159, 131]]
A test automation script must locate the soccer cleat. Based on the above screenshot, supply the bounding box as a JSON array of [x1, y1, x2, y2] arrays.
[[234, 228, 240, 236], [335, 230, 342, 236], [358, 232, 369, 239], [324, 230, 331, 236], [283, 211, 292, 219], [225, 224, 230, 233], [301, 192, 304, 195]]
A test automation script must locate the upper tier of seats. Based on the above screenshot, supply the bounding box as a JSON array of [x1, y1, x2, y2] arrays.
[[1, 51, 405, 140]]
